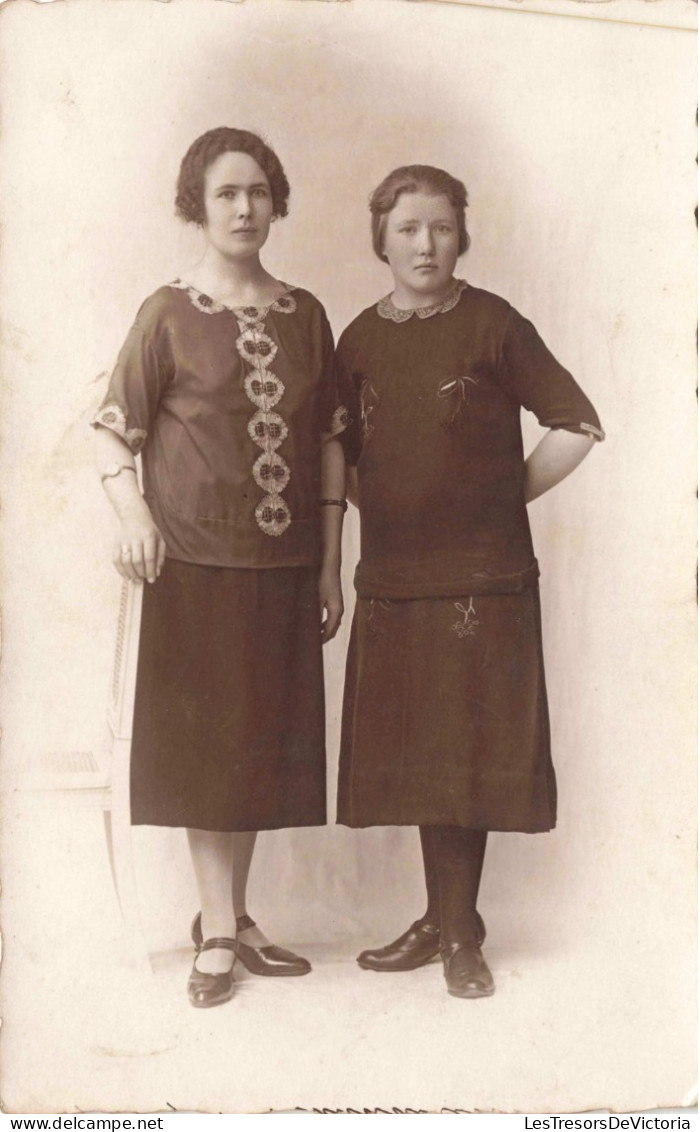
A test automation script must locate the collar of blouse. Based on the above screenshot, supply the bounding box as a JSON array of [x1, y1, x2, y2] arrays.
[[376, 278, 469, 323]]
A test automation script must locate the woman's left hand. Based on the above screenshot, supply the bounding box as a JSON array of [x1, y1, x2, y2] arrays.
[[319, 566, 344, 644]]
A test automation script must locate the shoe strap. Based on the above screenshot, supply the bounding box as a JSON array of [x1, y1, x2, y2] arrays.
[[199, 936, 236, 953], [236, 914, 257, 933], [440, 940, 482, 961], [411, 919, 440, 936]]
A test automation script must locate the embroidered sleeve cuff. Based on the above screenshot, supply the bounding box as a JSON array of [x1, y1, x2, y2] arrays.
[[91, 403, 147, 453], [326, 405, 352, 438]]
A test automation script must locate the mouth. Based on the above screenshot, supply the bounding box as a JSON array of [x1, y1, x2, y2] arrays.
[[415, 262, 438, 270], [232, 228, 257, 235]]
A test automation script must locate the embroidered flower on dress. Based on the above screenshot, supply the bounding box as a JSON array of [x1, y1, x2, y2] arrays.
[[376, 278, 469, 323], [437, 375, 479, 435], [236, 327, 278, 365], [91, 402, 147, 453], [253, 451, 291, 493], [360, 380, 379, 441], [234, 308, 265, 329], [255, 494, 291, 537], [271, 294, 297, 315], [169, 281, 230, 315], [365, 598, 394, 642], [451, 598, 479, 638], [244, 372, 285, 410], [247, 410, 288, 450], [330, 405, 351, 436]]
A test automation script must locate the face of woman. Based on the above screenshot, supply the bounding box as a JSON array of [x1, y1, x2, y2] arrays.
[[202, 150, 274, 261], [382, 191, 460, 306]]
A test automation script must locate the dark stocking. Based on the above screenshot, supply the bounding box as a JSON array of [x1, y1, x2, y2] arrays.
[[418, 825, 442, 928], [431, 826, 488, 946]]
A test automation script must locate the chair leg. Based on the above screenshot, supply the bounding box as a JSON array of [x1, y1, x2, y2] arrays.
[[106, 736, 153, 973]]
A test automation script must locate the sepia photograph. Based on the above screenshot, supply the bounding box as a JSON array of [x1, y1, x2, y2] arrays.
[[0, 0, 696, 1115]]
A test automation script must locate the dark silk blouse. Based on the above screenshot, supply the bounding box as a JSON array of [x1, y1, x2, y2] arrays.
[[337, 280, 604, 600], [92, 282, 348, 569]]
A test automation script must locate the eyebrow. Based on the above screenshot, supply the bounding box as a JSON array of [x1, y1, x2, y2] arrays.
[[214, 181, 269, 191], [395, 217, 454, 223]]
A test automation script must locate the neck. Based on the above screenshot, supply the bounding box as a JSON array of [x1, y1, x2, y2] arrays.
[[392, 275, 457, 310], [189, 246, 278, 305]]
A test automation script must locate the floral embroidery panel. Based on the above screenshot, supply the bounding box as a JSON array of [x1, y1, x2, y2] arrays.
[[169, 280, 299, 538], [234, 303, 296, 538]]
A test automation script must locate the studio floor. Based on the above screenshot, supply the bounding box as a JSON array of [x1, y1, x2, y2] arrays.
[[1, 802, 696, 1115]]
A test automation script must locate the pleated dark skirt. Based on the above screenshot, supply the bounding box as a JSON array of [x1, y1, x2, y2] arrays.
[[130, 559, 326, 832], [337, 587, 556, 833]]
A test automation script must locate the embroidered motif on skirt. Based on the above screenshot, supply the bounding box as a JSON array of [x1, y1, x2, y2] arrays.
[[451, 598, 479, 638]]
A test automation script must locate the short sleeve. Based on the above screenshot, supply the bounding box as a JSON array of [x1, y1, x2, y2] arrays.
[[499, 308, 605, 442], [318, 308, 352, 441], [334, 330, 363, 467], [90, 296, 174, 454]]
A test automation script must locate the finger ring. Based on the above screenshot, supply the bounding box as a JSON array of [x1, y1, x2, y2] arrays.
[[121, 546, 132, 557]]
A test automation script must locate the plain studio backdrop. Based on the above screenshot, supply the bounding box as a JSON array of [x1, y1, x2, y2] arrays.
[[0, 0, 695, 1115]]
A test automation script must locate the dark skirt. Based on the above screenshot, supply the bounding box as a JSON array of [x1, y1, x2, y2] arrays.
[[337, 587, 556, 833], [130, 559, 326, 832]]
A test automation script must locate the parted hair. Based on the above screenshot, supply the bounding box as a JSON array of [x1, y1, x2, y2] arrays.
[[175, 127, 290, 225], [369, 165, 470, 263]]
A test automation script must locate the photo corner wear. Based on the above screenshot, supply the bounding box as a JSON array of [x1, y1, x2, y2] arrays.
[[92, 282, 349, 832], [335, 280, 603, 833]]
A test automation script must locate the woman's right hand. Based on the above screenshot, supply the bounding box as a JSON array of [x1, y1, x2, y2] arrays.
[[112, 507, 166, 584]]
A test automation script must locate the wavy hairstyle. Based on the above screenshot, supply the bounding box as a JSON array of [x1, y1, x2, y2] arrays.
[[369, 165, 470, 263], [175, 127, 290, 225]]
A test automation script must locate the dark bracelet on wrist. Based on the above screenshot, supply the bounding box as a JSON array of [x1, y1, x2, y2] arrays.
[[320, 498, 348, 513]]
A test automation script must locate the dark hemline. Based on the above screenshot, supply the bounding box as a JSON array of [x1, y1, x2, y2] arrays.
[[132, 818, 328, 833], [335, 819, 556, 834]]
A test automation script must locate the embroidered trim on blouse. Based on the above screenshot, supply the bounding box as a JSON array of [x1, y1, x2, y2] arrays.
[[169, 279, 298, 319], [236, 326, 278, 366], [234, 312, 293, 537], [376, 278, 469, 322], [168, 280, 301, 537], [247, 410, 288, 450], [330, 405, 351, 436], [91, 402, 148, 454], [244, 372, 284, 410]]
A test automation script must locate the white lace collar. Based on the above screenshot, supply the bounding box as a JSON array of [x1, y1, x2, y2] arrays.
[[376, 279, 469, 322]]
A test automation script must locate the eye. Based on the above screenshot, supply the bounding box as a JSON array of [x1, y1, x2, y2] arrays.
[[252, 187, 270, 198], [399, 225, 417, 234]]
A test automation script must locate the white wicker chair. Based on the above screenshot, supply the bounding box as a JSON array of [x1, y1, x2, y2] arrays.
[[27, 579, 148, 963]]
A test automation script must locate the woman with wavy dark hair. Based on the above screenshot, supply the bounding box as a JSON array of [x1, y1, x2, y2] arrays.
[[93, 127, 348, 1008], [337, 164, 604, 999]]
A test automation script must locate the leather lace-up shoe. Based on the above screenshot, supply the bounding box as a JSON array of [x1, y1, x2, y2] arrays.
[[440, 941, 495, 998], [357, 913, 486, 972]]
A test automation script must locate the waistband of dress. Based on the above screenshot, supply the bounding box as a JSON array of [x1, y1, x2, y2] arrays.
[[354, 559, 540, 600]]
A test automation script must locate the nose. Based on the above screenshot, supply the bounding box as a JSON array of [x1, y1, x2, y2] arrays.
[[236, 192, 252, 218], [417, 226, 436, 256]]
